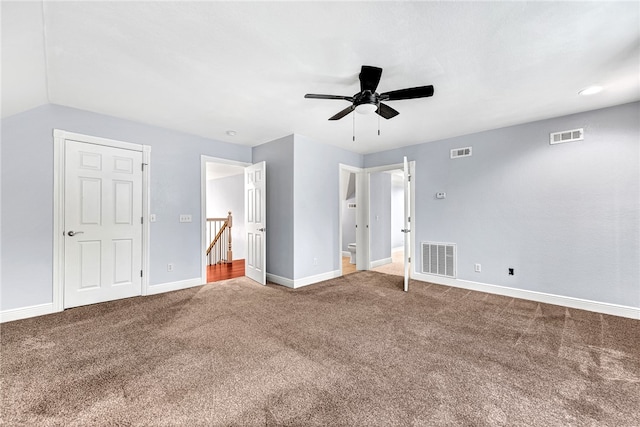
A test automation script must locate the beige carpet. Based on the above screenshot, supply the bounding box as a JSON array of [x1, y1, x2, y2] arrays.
[[1, 271, 639, 426]]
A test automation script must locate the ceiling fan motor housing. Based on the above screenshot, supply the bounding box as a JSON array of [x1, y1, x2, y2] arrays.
[[354, 90, 378, 107]]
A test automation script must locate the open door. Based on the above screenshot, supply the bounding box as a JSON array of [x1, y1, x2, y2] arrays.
[[245, 161, 266, 285], [403, 157, 411, 292]]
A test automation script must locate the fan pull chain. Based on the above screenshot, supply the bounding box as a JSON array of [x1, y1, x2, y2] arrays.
[[378, 108, 381, 136], [352, 111, 356, 142]]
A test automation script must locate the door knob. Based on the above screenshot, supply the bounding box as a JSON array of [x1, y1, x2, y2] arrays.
[[258, 228, 266, 232], [67, 231, 84, 236]]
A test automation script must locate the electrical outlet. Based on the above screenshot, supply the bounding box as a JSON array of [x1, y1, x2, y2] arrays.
[[179, 214, 192, 223], [474, 263, 481, 273], [167, 263, 174, 272], [313, 258, 318, 266]]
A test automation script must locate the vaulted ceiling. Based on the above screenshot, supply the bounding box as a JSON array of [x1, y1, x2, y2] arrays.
[[2, 1, 639, 154]]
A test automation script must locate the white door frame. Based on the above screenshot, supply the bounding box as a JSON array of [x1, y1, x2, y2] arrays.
[[338, 164, 364, 274], [53, 129, 151, 312], [363, 161, 416, 273], [200, 155, 251, 283]]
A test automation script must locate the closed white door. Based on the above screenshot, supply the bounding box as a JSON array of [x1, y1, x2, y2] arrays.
[[245, 161, 266, 285], [403, 156, 411, 292], [64, 140, 143, 308]]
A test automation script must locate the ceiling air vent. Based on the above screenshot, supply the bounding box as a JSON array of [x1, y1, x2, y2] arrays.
[[550, 128, 583, 145], [421, 242, 456, 278], [450, 147, 472, 159]]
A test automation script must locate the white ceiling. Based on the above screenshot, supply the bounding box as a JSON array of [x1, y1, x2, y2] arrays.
[[206, 161, 244, 181], [2, 1, 639, 154]]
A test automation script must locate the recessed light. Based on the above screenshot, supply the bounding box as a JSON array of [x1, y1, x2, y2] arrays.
[[579, 86, 603, 96], [226, 130, 237, 136]]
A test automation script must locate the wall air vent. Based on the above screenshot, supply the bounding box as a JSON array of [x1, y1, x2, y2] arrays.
[[450, 147, 472, 159], [421, 242, 456, 278], [550, 128, 583, 145]]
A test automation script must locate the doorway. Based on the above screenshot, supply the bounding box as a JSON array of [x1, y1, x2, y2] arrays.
[[339, 164, 363, 276], [361, 160, 415, 288], [369, 169, 405, 276], [201, 156, 249, 283]]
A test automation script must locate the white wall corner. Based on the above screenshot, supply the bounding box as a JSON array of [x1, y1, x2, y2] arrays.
[[411, 272, 640, 320]]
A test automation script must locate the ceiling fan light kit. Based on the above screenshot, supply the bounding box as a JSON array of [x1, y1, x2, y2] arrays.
[[355, 103, 378, 114]]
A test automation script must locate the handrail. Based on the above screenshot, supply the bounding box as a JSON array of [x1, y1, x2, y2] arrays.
[[205, 211, 233, 265], [206, 220, 228, 255]]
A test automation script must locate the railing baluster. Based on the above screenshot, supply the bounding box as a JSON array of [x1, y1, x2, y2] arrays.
[[205, 212, 233, 265]]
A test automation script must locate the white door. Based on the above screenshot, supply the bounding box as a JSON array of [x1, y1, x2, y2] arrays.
[[64, 140, 143, 308], [245, 161, 266, 285], [403, 157, 411, 292]]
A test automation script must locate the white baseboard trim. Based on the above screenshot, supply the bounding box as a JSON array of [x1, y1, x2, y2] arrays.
[[411, 272, 640, 320], [0, 302, 58, 323], [146, 277, 204, 296], [341, 251, 351, 258], [392, 246, 404, 253], [268, 269, 342, 289], [371, 257, 392, 268]]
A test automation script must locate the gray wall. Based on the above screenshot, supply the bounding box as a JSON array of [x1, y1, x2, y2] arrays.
[[1, 104, 251, 311], [252, 135, 295, 280], [292, 135, 363, 280], [3, 101, 637, 312], [206, 174, 245, 260], [364, 102, 640, 308], [369, 171, 391, 263]]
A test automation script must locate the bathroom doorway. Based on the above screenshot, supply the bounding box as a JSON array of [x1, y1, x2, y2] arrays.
[[339, 164, 363, 276]]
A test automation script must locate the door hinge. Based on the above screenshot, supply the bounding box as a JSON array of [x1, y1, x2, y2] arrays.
[[408, 174, 411, 182], [141, 216, 143, 224], [140, 270, 143, 277], [408, 216, 411, 223], [141, 163, 148, 171], [408, 257, 411, 263]]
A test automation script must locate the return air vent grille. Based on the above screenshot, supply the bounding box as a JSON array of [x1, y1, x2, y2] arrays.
[[421, 242, 456, 278], [550, 128, 583, 145], [450, 147, 472, 159]]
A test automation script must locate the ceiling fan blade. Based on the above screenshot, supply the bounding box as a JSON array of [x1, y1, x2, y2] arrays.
[[376, 103, 400, 119], [359, 66, 383, 93], [329, 105, 355, 121], [380, 85, 434, 101], [305, 94, 354, 101]]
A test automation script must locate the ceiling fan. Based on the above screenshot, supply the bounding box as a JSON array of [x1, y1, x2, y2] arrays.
[[304, 65, 435, 121]]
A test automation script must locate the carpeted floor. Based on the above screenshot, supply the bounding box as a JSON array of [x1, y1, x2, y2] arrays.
[[1, 271, 639, 426]]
